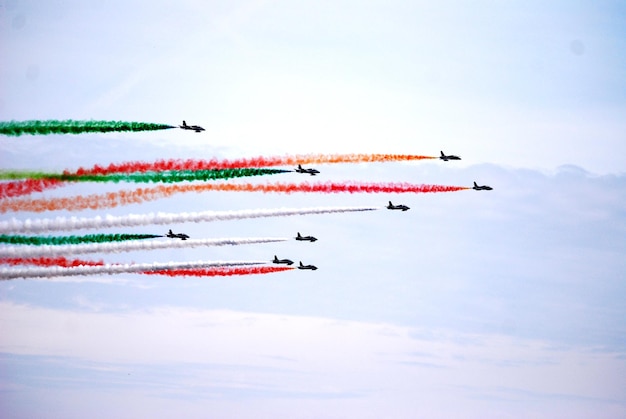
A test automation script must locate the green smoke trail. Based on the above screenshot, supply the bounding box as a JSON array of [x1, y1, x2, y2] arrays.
[[0, 168, 289, 183], [0, 120, 175, 136], [0, 171, 59, 180], [0, 233, 163, 246]]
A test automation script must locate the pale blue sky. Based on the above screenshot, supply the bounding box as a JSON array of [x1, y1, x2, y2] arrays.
[[1, 1, 625, 418]]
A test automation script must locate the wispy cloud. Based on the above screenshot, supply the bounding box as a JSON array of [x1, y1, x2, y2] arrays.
[[0, 302, 623, 417]]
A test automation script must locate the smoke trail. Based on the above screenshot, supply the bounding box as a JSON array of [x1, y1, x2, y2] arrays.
[[0, 237, 289, 257], [0, 178, 65, 199], [64, 153, 438, 176], [0, 120, 175, 136], [143, 266, 294, 277], [0, 168, 289, 183], [195, 182, 470, 194], [0, 233, 162, 246], [0, 206, 378, 234], [0, 169, 289, 199], [0, 182, 469, 213], [1, 257, 104, 267], [0, 260, 265, 280]]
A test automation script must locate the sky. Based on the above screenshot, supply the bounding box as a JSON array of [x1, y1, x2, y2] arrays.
[[1, 0, 625, 418]]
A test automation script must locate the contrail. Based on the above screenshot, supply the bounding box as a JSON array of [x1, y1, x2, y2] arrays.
[[0, 182, 469, 213], [0, 206, 378, 234], [0, 168, 290, 183], [0, 260, 265, 279], [143, 266, 294, 277], [0, 233, 162, 245], [0, 178, 65, 199], [1, 256, 105, 267], [0, 237, 290, 257], [55, 153, 438, 176], [0, 120, 175, 136]]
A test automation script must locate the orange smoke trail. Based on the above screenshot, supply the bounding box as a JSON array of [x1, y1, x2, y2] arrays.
[[0, 182, 470, 213], [143, 265, 294, 277], [73, 153, 437, 176], [0, 256, 105, 267]]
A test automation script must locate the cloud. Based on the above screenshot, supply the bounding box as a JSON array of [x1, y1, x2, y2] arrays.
[[0, 302, 624, 418]]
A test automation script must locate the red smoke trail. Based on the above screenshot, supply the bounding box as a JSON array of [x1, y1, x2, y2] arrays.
[[1, 261, 264, 280], [0, 256, 105, 268], [69, 153, 437, 176], [0, 178, 65, 199], [218, 182, 470, 194], [1, 153, 437, 198], [143, 265, 294, 277], [0, 182, 470, 213]]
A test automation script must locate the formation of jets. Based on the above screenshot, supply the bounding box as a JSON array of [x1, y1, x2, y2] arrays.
[[272, 257, 316, 270], [272, 233, 318, 269], [387, 201, 410, 211], [281, 151, 491, 272], [295, 232, 317, 242], [294, 164, 320, 176], [152, 149, 487, 274], [166, 229, 190, 240], [179, 120, 205, 133], [438, 151, 493, 190]]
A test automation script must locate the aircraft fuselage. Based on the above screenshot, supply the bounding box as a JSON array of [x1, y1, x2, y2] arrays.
[[295, 165, 320, 175], [387, 201, 410, 211], [179, 120, 205, 132], [273, 256, 294, 265], [440, 151, 461, 161]]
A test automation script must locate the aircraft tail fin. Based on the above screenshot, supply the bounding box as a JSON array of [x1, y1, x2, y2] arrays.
[[474, 181, 478, 187], [182, 120, 187, 126], [441, 151, 445, 156]]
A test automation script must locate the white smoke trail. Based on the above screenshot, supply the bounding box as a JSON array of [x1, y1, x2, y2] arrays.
[[0, 206, 379, 234], [0, 260, 265, 280], [0, 237, 289, 258]]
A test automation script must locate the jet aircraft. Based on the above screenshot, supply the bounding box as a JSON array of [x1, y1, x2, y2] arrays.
[[297, 261, 318, 270], [179, 120, 205, 132], [387, 201, 410, 211], [166, 229, 190, 240], [472, 181, 493, 191], [439, 151, 461, 161], [295, 232, 317, 242], [294, 164, 320, 175], [273, 255, 294, 265]]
